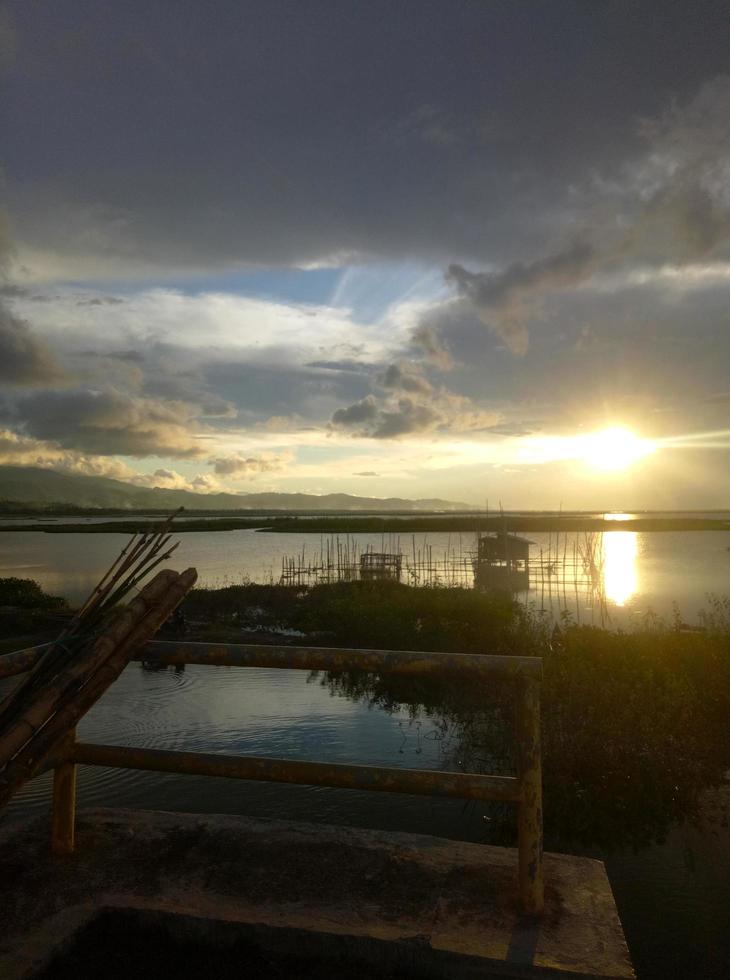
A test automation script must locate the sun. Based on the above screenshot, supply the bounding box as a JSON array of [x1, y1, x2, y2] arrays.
[[576, 427, 655, 472]]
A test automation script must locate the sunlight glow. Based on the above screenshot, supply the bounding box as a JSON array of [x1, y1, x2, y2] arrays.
[[518, 427, 656, 471], [603, 532, 639, 607], [576, 428, 655, 472]]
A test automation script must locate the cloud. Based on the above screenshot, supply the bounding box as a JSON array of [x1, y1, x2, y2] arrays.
[[199, 396, 237, 419], [1, 209, 66, 385], [6, 7, 728, 281], [329, 387, 497, 441], [75, 295, 124, 306], [410, 322, 453, 370], [105, 349, 145, 363], [447, 244, 597, 355], [5, 387, 204, 457], [370, 398, 440, 439], [0, 427, 139, 480], [2, 8, 730, 506], [149, 467, 178, 483], [626, 75, 730, 260], [191, 474, 219, 491], [329, 394, 433, 439], [0, 5, 17, 73], [210, 453, 289, 477], [378, 362, 432, 395], [439, 70, 730, 357], [10, 286, 387, 426], [331, 396, 378, 428], [434, 75, 730, 356], [305, 359, 374, 373], [0, 304, 66, 384], [0, 284, 29, 298], [130, 467, 222, 492]]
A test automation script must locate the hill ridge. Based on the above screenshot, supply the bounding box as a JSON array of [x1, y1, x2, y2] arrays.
[[0, 466, 472, 512]]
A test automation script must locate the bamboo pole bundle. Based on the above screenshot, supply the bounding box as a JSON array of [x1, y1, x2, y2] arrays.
[[0, 570, 179, 768], [0, 567, 197, 809], [0, 510, 182, 731]]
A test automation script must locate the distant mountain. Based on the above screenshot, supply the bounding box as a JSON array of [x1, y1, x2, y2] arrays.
[[0, 466, 473, 512]]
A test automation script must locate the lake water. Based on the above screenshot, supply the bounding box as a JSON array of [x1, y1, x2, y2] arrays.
[[1, 522, 729, 626], [2, 663, 728, 980]]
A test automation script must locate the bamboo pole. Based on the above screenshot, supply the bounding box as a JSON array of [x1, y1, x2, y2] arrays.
[[141, 641, 543, 679], [0, 570, 180, 769], [0, 644, 51, 679], [3, 641, 544, 682], [70, 741, 522, 803], [0, 518, 180, 727], [51, 728, 77, 856], [0, 568, 197, 810]]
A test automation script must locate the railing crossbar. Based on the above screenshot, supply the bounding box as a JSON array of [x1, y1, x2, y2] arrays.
[[1, 639, 544, 914], [70, 742, 522, 803], [0, 641, 542, 680]]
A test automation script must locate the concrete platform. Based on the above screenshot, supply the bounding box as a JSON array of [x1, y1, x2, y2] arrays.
[[0, 808, 634, 979]]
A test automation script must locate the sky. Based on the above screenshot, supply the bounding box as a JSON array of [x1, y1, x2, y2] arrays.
[[1, 0, 729, 508]]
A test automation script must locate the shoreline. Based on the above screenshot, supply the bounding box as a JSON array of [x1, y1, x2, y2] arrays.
[[1, 515, 729, 534]]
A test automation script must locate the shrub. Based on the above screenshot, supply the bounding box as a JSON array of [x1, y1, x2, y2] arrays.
[[0, 577, 66, 610]]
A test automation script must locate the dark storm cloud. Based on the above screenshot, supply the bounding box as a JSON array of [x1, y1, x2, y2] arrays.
[[210, 454, 285, 477], [2, 0, 730, 489], [410, 322, 453, 370], [4, 2, 730, 275], [203, 359, 371, 424], [413, 273, 730, 437], [0, 210, 65, 384], [371, 399, 440, 439], [6, 387, 203, 457], [447, 244, 597, 354], [0, 4, 16, 72], [0, 303, 65, 384], [379, 362, 432, 395], [331, 396, 378, 428], [329, 394, 442, 439]]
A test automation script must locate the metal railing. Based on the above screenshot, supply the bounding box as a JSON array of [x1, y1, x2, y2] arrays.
[[1, 641, 544, 913]]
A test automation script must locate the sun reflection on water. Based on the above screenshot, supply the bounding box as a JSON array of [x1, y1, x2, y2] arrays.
[[603, 531, 639, 606]]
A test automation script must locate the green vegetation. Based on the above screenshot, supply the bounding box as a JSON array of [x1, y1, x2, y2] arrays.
[[0, 578, 68, 644], [184, 581, 730, 849], [1, 576, 728, 850], [0, 578, 66, 609], [540, 622, 729, 848], [183, 580, 526, 653]]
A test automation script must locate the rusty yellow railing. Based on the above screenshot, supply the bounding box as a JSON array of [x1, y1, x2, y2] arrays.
[[1, 641, 544, 913]]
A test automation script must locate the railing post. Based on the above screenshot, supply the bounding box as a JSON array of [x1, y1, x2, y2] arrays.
[[515, 675, 544, 914], [51, 728, 77, 856]]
